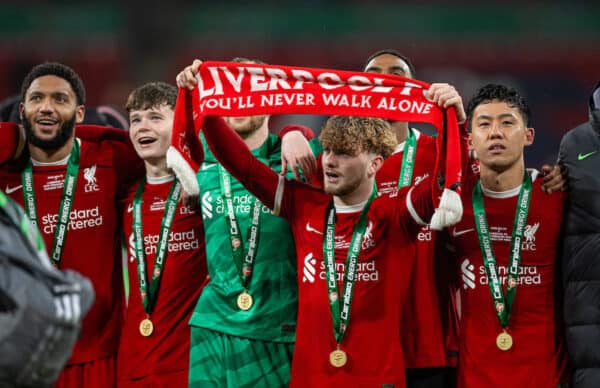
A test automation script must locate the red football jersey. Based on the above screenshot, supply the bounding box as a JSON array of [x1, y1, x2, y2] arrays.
[[377, 131, 457, 368], [201, 116, 438, 387], [451, 171, 567, 387], [281, 180, 434, 387], [118, 176, 207, 380], [0, 122, 21, 164], [0, 135, 142, 364]]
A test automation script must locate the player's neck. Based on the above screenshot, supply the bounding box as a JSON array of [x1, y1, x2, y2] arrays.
[[28, 136, 74, 164], [241, 123, 269, 150], [334, 177, 375, 207], [479, 162, 525, 192], [144, 158, 171, 178], [391, 121, 409, 144]]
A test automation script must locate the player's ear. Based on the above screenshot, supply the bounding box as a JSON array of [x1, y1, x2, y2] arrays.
[[524, 127, 534, 146], [368, 154, 384, 177], [75, 105, 85, 124]]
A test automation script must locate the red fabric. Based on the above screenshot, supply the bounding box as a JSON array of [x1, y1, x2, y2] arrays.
[[0, 137, 142, 368], [117, 179, 207, 380], [75, 124, 129, 143], [54, 355, 116, 388], [0, 122, 20, 164], [452, 173, 567, 387], [171, 61, 461, 201], [278, 123, 315, 140], [377, 133, 457, 368], [171, 87, 204, 169], [201, 115, 439, 386], [117, 369, 188, 388]]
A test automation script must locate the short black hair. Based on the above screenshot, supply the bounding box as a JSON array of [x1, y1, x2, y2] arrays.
[[363, 49, 416, 79], [125, 82, 177, 113], [20, 62, 86, 106], [230, 57, 267, 65], [466, 84, 531, 128]]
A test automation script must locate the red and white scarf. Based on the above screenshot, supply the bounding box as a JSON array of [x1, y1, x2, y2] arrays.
[[167, 61, 462, 229]]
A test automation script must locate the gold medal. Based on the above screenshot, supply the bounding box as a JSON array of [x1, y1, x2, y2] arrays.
[[496, 331, 513, 351], [329, 349, 347, 368], [237, 291, 253, 311], [139, 318, 154, 337]]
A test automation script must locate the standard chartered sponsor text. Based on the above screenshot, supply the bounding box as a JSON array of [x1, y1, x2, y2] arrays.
[[478, 264, 541, 285], [142, 229, 200, 255], [41, 206, 103, 234], [215, 195, 272, 215], [319, 260, 379, 282]]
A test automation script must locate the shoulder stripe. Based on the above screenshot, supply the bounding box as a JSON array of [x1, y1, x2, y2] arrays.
[[273, 175, 285, 216], [406, 187, 427, 226]]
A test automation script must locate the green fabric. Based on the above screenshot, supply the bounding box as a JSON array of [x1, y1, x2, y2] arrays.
[[309, 137, 322, 157], [191, 133, 297, 342], [188, 326, 293, 388]]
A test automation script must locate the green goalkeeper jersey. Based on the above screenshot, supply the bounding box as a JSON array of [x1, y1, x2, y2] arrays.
[[190, 133, 297, 342]]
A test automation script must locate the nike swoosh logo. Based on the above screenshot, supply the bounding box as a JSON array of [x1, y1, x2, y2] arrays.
[[306, 223, 323, 235], [5, 184, 23, 194], [578, 151, 597, 161], [127, 204, 134, 213], [453, 228, 474, 237], [201, 163, 217, 171]]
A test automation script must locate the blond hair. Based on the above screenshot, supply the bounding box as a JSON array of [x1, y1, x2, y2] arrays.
[[319, 116, 397, 158]]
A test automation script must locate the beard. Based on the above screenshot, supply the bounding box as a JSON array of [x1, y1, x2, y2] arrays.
[[23, 114, 76, 150], [226, 115, 267, 137]]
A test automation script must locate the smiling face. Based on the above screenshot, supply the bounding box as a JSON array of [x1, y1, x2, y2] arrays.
[[128, 104, 174, 164], [469, 100, 534, 173], [20, 75, 84, 150]]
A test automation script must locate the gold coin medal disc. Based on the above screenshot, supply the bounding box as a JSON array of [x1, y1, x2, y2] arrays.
[[496, 331, 513, 351], [329, 349, 347, 368], [237, 291, 253, 311], [139, 318, 154, 337]]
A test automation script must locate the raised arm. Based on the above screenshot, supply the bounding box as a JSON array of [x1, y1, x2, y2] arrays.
[[279, 124, 317, 180], [202, 115, 282, 211]]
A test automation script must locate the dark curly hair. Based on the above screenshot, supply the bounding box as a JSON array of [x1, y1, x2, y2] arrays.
[[20, 62, 85, 106], [466, 84, 531, 129]]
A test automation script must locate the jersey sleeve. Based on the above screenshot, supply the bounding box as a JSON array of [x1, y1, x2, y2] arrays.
[[394, 176, 436, 233], [278, 124, 315, 140], [75, 125, 129, 144], [557, 130, 570, 165], [76, 125, 144, 196], [202, 116, 282, 212], [0, 122, 23, 164], [113, 140, 145, 196]]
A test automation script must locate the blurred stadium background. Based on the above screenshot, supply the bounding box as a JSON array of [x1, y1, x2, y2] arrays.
[[1, 0, 598, 166]]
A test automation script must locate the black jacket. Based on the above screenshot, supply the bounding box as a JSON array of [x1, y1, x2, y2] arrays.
[[0, 192, 94, 387], [560, 82, 600, 388]]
